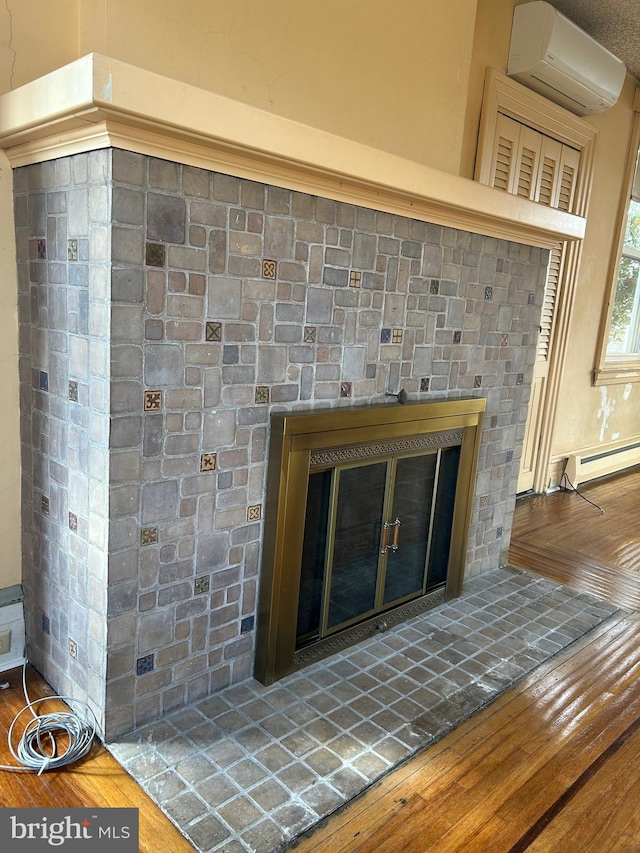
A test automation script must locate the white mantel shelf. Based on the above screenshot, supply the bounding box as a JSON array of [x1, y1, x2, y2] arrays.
[[0, 53, 585, 249]]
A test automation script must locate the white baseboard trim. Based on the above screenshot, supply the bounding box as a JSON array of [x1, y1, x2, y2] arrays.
[[0, 600, 26, 674]]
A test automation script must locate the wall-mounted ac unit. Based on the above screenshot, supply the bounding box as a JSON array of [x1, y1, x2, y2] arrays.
[[507, 1, 626, 116]]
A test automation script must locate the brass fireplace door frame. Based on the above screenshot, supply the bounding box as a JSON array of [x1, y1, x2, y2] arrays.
[[255, 398, 486, 685]]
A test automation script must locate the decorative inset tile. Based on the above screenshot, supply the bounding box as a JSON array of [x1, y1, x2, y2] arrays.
[[484, 286, 493, 300], [206, 321, 222, 342], [430, 279, 440, 294], [39, 371, 49, 392], [41, 495, 50, 516], [349, 270, 362, 288], [453, 330, 462, 344], [491, 415, 498, 428], [528, 292, 536, 306], [69, 512, 78, 532], [37, 239, 47, 260], [420, 377, 430, 392], [247, 504, 262, 522], [262, 259, 277, 280], [42, 615, 50, 635], [501, 334, 509, 346], [195, 575, 210, 596], [67, 239, 78, 261], [255, 385, 270, 404], [68, 380, 79, 402], [496, 526, 503, 539], [474, 375, 482, 388], [340, 381, 352, 398], [68, 638, 78, 659], [200, 452, 217, 472], [506, 449, 514, 462], [381, 328, 391, 344], [304, 326, 317, 343], [480, 495, 489, 508], [516, 373, 524, 386], [146, 242, 166, 267], [241, 615, 255, 634], [141, 527, 158, 546], [392, 329, 403, 344], [137, 654, 154, 676], [144, 390, 163, 411]]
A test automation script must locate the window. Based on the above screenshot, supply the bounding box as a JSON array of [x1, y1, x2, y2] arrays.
[[606, 169, 640, 357], [594, 94, 640, 385]]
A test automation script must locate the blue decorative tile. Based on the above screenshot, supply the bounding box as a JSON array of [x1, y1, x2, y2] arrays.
[[430, 280, 440, 294], [137, 654, 154, 675], [380, 328, 391, 343], [420, 377, 430, 392], [39, 371, 49, 392], [474, 375, 482, 388], [484, 286, 493, 300], [42, 615, 50, 635], [241, 615, 255, 634], [453, 330, 462, 344]]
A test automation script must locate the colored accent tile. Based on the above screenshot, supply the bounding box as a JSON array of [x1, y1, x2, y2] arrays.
[[474, 375, 482, 388], [491, 415, 498, 428], [247, 504, 262, 522], [517, 373, 524, 386], [392, 328, 403, 344], [37, 239, 47, 260], [137, 654, 154, 676], [39, 371, 49, 392], [69, 512, 78, 532], [241, 615, 255, 634], [340, 381, 352, 398], [41, 495, 50, 516], [146, 242, 166, 267], [255, 385, 270, 404], [195, 575, 210, 595], [68, 380, 79, 402], [501, 334, 509, 346], [420, 377, 430, 392], [262, 259, 277, 279], [304, 326, 317, 343], [528, 292, 536, 305], [141, 527, 158, 546], [506, 449, 514, 462], [479, 495, 489, 508], [42, 615, 50, 635], [349, 270, 362, 288], [380, 328, 391, 344], [144, 390, 163, 411], [200, 452, 217, 472], [67, 239, 78, 261], [68, 638, 78, 659], [484, 286, 493, 300], [496, 526, 503, 539], [430, 280, 440, 294], [453, 330, 462, 344], [206, 321, 222, 342]]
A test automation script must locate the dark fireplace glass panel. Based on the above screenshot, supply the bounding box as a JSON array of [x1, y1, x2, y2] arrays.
[[296, 470, 332, 643], [383, 453, 437, 605], [327, 462, 387, 630], [426, 445, 461, 588]]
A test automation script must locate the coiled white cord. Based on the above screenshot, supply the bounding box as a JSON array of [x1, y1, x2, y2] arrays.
[[0, 662, 98, 775]]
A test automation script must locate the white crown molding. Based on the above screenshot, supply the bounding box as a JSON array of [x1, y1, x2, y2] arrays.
[[0, 53, 585, 248]]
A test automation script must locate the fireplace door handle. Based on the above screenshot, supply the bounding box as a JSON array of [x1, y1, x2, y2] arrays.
[[381, 518, 401, 554]]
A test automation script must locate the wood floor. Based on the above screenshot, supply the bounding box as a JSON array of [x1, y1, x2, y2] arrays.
[[0, 465, 638, 852]]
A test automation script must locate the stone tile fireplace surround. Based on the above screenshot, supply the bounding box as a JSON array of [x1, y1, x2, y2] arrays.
[[14, 146, 550, 739]]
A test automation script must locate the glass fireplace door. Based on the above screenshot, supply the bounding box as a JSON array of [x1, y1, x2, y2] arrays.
[[296, 446, 459, 649]]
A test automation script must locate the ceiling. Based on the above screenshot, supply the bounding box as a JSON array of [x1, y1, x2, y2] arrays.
[[544, 0, 640, 81]]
